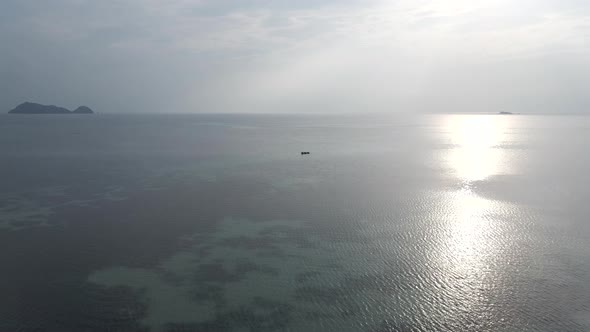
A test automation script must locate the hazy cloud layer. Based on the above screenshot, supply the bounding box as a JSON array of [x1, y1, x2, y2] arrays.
[[1, 0, 588, 113]]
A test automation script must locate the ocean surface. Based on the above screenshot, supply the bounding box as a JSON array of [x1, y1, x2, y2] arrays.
[[1, 113, 589, 332]]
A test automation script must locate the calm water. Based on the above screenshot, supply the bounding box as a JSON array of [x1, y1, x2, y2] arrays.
[[1, 113, 589, 331]]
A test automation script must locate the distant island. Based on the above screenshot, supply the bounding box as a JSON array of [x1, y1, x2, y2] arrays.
[[8, 102, 94, 114], [498, 111, 518, 115]]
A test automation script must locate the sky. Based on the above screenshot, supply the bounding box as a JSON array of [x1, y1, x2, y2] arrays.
[[0, 0, 589, 113]]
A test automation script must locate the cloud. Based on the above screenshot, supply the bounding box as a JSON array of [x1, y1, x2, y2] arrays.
[[0, 0, 589, 113]]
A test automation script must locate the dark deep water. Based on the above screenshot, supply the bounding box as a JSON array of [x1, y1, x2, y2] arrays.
[[1, 113, 589, 331]]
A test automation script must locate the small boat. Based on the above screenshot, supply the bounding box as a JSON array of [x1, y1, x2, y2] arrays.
[[301, 152, 310, 155]]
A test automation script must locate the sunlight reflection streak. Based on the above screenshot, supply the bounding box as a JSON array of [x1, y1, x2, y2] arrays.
[[433, 114, 514, 318]]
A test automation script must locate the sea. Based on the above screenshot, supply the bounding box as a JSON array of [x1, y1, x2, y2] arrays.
[[0, 113, 589, 332]]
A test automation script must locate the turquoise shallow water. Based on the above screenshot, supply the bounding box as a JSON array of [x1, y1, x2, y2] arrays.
[[0, 113, 589, 331]]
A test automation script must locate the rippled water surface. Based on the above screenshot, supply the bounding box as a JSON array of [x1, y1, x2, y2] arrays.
[[1, 113, 589, 331]]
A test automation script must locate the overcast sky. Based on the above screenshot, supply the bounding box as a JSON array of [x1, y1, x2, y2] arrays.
[[1, 0, 588, 113]]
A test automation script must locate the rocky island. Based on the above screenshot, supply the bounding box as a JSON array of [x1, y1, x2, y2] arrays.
[[8, 102, 94, 114]]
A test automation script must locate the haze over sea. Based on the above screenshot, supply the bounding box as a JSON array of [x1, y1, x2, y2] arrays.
[[1, 113, 589, 331]]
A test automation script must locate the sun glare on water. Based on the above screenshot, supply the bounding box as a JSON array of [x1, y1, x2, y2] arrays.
[[447, 115, 510, 184], [432, 114, 518, 314]]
